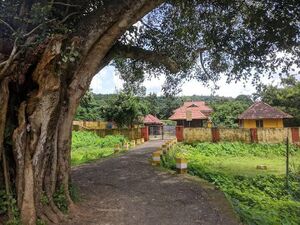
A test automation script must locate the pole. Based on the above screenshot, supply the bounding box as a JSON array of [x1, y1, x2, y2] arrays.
[[285, 136, 289, 189]]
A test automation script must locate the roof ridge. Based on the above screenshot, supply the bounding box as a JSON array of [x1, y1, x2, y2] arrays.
[[261, 101, 292, 117], [238, 101, 293, 119]]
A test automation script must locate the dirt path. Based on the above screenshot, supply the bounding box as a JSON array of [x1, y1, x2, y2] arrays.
[[65, 140, 241, 225]]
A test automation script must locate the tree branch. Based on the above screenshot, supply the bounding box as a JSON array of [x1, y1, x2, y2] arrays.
[[112, 43, 180, 73], [24, 19, 56, 37], [51, 2, 82, 8], [0, 19, 15, 33], [199, 51, 210, 77], [24, 11, 78, 38], [59, 12, 80, 24], [0, 38, 19, 79]]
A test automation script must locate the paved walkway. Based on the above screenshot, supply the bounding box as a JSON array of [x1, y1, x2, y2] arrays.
[[66, 140, 240, 225]]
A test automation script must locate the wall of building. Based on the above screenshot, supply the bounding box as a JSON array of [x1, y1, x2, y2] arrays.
[[263, 119, 284, 128], [176, 119, 207, 128], [183, 127, 298, 144], [242, 119, 256, 128], [242, 119, 284, 128]]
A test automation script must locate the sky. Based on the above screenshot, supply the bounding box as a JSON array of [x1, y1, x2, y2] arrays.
[[90, 65, 294, 98]]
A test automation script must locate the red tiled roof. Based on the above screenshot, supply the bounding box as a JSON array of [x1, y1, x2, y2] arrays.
[[144, 114, 163, 125], [238, 102, 293, 119], [169, 101, 213, 120]]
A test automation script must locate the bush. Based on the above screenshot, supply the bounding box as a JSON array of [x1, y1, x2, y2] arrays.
[[189, 142, 299, 157], [71, 131, 128, 165], [72, 131, 126, 149], [161, 143, 300, 225]]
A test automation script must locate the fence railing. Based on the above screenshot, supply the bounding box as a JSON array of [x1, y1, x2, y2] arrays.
[[73, 121, 142, 140], [178, 127, 300, 144]]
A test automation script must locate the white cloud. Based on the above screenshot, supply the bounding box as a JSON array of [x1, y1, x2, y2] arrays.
[[179, 75, 281, 98], [144, 76, 165, 95], [91, 66, 123, 94], [90, 65, 288, 97]]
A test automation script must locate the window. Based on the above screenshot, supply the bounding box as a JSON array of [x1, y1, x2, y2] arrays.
[[256, 120, 263, 128]]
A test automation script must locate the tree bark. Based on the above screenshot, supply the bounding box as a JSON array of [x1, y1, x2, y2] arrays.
[[0, 1, 164, 224]]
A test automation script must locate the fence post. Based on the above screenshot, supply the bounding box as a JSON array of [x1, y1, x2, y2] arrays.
[[286, 136, 290, 189], [152, 151, 161, 166], [114, 144, 121, 154], [141, 126, 149, 141], [124, 142, 129, 151], [291, 127, 300, 144], [130, 140, 136, 147], [211, 128, 220, 143], [176, 126, 184, 142], [250, 128, 258, 143], [176, 158, 188, 174]]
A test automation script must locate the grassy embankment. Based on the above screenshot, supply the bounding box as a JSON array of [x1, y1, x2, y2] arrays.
[[161, 142, 300, 225], [71, 131, 128, 166]]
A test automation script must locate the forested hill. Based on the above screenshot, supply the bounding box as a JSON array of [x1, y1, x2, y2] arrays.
[[75, 77, 300, 127], [75, 92, 252, 127], [93, 93, 235, 104]]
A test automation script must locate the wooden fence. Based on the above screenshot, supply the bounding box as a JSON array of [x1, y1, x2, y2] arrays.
[[73, 121, 115, 129], [73, 121, 142, 140], [178, 127, 300, 144]]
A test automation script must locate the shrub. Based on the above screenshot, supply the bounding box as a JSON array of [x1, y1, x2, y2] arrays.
[[161, 143, 300, 225], [71, 131, 128, 165]]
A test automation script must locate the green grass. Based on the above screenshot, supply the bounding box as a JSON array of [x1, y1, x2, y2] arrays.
[[71, 131, 128, 165], [161, 142, 300, 225]]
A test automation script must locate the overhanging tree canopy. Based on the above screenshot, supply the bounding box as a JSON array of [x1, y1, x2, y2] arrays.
[[0, 0, 300, 224]]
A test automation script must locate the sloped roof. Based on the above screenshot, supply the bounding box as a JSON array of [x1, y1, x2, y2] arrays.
[[174, 101, 213, 113], [144, 114, 163, 125], [238, 102, 293, 119], [169, 101, 212, 120]]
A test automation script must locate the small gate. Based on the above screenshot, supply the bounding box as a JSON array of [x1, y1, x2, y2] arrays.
[[148, 125, 163, 140], [148, 125, 176, 140], [163, 125, 176, 140]]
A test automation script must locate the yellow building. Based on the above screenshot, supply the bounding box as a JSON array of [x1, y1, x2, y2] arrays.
[[238, 102, 293, 128]]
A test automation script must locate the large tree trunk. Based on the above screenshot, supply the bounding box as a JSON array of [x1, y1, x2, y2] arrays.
[[0, 1, 163, 224]]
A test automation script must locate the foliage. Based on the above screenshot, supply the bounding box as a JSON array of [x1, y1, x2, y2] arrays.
[[78, 92, 253, 124], [1, 0, 300, 93], [71, 147, 114, 166], [189, 142, 299, 158], [144, 93, 183, 119], [99, 92, 148, 128], [53, 186, 68, 213], [75, 89, 102, 121], [36, 219, 46, 225], [162, 142, 300, 225], [72, 131, 126, 149], [0, 190, 20, 224], [117, 1, 300, 95], [53, 184, 82, 213], [71, 131, 128, 165], [2, 0, 300, 222], [255, 76, 300, 127], [210, 98, 252, 128], [69, 184, 80, 203]]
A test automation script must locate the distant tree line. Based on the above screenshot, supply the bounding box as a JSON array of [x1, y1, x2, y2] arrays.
[[75, 77, 300, 128]]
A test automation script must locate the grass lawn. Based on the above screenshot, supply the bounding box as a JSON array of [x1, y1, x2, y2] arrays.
[[199, 155, 300, 176], [71, 131, 128, 166], [162, 142, 300, 225]]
